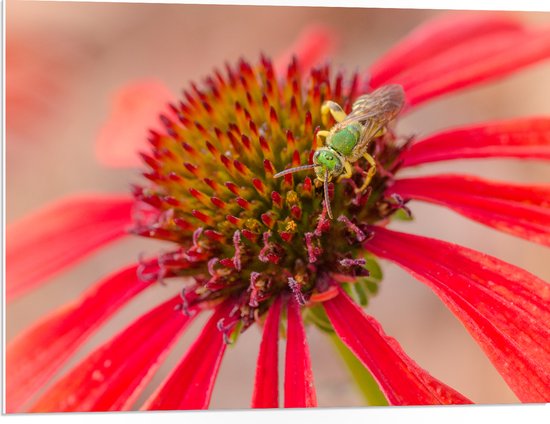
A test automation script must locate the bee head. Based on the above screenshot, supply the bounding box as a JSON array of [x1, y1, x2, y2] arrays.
[[313, 148, 344, 181]]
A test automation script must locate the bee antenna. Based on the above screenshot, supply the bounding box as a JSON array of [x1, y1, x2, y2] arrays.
[[324, 169, 333, 219], [273, 164, 317, 178]]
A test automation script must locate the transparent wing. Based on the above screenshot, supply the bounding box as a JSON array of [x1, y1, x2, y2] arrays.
[[350, 119, 386, 160], [342, 84, 405, 125]]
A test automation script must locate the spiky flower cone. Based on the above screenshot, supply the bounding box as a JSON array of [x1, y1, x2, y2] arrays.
[[133, 57, 400, 331]]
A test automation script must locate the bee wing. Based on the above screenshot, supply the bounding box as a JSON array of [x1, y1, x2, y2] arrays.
[[341, 97, 383, 124], [342, 84, 405, 125], [349, 119, 386, 160]]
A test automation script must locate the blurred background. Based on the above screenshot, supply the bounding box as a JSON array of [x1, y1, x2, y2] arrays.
[[6, 1, 550, 409]]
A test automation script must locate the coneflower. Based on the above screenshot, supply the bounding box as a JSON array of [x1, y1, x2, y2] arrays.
[[7, 13, 550, 412]]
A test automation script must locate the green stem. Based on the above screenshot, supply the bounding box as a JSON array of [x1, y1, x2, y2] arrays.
[[329, 333, 388, 406]]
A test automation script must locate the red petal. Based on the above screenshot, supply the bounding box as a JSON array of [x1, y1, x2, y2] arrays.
[[95, 79, 175, 168], [399, 29, 550, 107], [365, 226, 550, 402], [141, 300, 235, 411], [6, 264, 152, 412], [388, 174, 550, 247], [324, 287, 471, 405], [274, 25, 338, 77], [251, 296, 282, 408], [7, 194, 133, 301], [401, 117, 550, 167], [284, 297, 317, 408], [369, 13, 524, 88], [30, 295, 199, 412]]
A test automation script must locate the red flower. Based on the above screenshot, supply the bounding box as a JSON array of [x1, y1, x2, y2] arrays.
[[6, 13, 550, 412]]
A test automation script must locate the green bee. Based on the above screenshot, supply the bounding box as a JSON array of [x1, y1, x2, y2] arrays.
[[274, 84, 405, 219]]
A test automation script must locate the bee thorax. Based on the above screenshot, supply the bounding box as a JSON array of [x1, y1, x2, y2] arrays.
[[329, 124, 362, 157]]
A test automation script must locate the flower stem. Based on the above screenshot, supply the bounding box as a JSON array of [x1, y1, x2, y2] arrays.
[[329, 332, 388, 406]]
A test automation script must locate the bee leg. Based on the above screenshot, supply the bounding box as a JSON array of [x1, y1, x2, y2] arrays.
[[337, 161, 353, 181], [355, 154, 377, 193], [374, 127, 387, 138], [316, 130, 330, 147], [321, 100, 347, 127]]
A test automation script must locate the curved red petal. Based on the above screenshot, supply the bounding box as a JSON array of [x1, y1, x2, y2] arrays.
[[6, 264, 153, 412], [251, 296, 282, 408], [274, 25, 338, 77], [284, 297, 317, 408], [387, 175, 550, 246], [401, 117, 550, 167], [95, 79, 176, 168], [369, 13, 524, 89], [365, 227, 550, 402], [399, 29, 550, 107], [141, 300, 235, 411], [7, 194, 133, 301], [30, 295, 199, 412], [324, 287, 471, 405]]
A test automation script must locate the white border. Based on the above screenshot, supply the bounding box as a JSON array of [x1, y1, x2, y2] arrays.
[[3, 404, 550, 422], [18, 0, 550, 12], [3, 0, 550, 422]]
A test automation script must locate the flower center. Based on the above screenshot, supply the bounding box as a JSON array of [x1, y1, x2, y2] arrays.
[[132, 57, 409, 329]]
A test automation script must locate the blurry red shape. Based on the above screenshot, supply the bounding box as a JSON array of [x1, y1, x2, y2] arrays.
[[95, 79, 176, 168]]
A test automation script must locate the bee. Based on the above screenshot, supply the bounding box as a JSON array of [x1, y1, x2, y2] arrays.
[[274, 84, 405, 219]]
